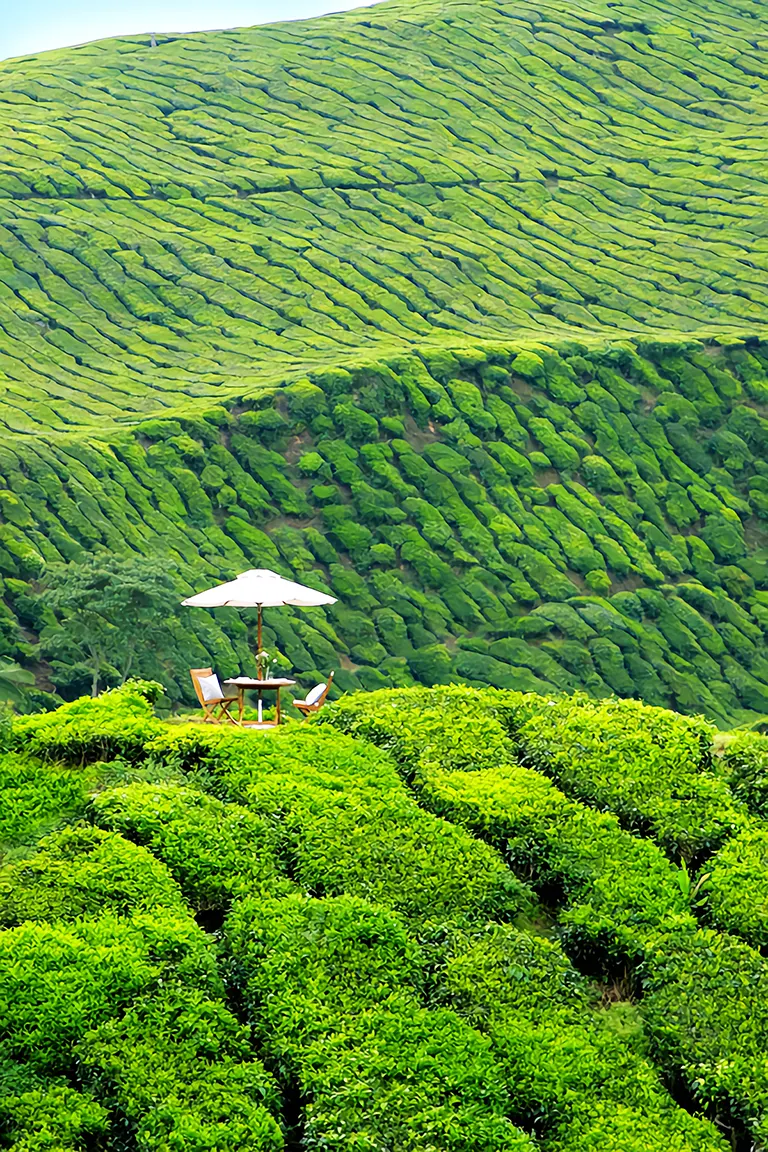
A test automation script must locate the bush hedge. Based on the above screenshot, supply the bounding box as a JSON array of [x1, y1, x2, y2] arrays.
[[4, 682, 768, 1146], [320, 688, 768, 1140], [12, 682, 165, 765], [510, 695, 745, 860], [91, 781, 290, 911], [0, 824, 187, 927], [320, 688, 695, 961], [441, 924, 728, 1152], [148, 724, 534, 928], [225, 893, 533, 1151]]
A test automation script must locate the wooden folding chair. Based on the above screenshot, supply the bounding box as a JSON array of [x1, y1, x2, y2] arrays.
[[292, 671, 335, 718], [190, 667, 240, 725]]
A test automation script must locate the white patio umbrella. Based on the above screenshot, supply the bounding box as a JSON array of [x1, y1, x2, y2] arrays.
[[182, 568, 336, 663]]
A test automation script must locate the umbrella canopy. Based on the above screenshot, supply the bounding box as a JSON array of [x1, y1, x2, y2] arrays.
[[182, 569, 336, 610], [182, 569, 336, 664]]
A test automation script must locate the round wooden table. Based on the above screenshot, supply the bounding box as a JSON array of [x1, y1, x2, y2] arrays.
[[224, 677, 296, 727]]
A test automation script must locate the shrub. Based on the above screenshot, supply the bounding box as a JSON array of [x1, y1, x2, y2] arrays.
[[512, 696, 743, 859], [91, 781, 289, 910], [0, 1070, 109, 1152], [226, 894, 533, 1151], [321, 689, 694, 962], [440, 924, 728, 1152], [79, 986, 283, 1152], [0, 912, 220, 1073], [719, 732, 768, 816], [0, 754, 88, 846], [149, 725, 533, 928], [0, 824, 186, 927], [12, 684, 164, 765], [703, 827, 768, 947], [641, 929, 768, 1145]]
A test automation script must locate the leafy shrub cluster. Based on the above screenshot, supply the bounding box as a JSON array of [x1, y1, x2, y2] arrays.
[[0, 913, 283, 1150], [510, 695, 746, 860], [91, 782, 291, 911], [11, 681, 165, 764], [145, 723, 533, 927], [0, 687, 287, 1149], [0, 342, 766, 724], [0, 753, 87, 849], [441, 925, 727, 1152], [718, 731, 768, 816], [226, 895, 534, 1151], [701, 827, 768, 948], [3, 681, 748, 1149], [320, 687, 768, 1143], [320, 687, 694, 959], [0, 824, 187, 927]]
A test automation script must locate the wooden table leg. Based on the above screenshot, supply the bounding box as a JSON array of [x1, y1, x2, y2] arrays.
[[275, 687, 281, 726], [238, 688, 244, 725]]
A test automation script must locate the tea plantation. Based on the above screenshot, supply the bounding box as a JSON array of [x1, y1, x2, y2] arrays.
[[2, 680, 768, 1148], [0, 0, 766, 717]]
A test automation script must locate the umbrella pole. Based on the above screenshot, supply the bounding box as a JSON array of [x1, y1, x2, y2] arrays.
[[257, 604, 263, 724]]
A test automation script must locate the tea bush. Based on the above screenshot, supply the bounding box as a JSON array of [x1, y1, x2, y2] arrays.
[[91, 781, 290, 910], [225, 893, 533, 1151], [12, 683, 165, 764], [0, 754, 87, 848], [3, 683, 768, 1145], [0, 910, 283, 1149], [0, 824, 186, 926], [512, 696, 745, 859], [641, 929, 768, 1146], [719, 732, 768, 817], [702, 828, 768, 948], [322, 687, 768, 1142], [320, 689, 694, 960], [78, 986, 284, 1152], [441, 924, 728, 1152], [148, 724, 534, 927]]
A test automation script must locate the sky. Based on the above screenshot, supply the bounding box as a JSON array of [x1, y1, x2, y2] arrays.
[[2, 0, 379, 62]]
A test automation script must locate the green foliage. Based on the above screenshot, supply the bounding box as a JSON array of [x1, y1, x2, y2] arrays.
[[512, 696, 744, 859], [38, 555, 179, 697], [641, 929, 768, 1145], [441, 925, 727, 1152], [91, 781, 289, 910], [3, 0, 768, 1135], [703, 827, 768, 947], [322, 687, 768, 1141], [12, 682, 164, 764], [0, 659, 35, 706], [0, 824, 186, 927], [149, 724, 533, 927], [320, 689, 694, 961], [0, 912, 220, 1073], [226, 894, 532, 1151], [79, 986, 283, 1152], [0, 1068, 109, 1152], [0, 333, 766, 721], [719, 731, 768, 816], [0, 753, 88, 849], [2, 681, 768, 1145]]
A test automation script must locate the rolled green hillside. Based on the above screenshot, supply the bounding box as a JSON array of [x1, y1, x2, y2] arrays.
[[0, 0, 766, 717]]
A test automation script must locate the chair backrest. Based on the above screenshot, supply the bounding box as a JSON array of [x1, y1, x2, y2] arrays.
[[305, 670, 334, 707], [190, 667, 224, 705]]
